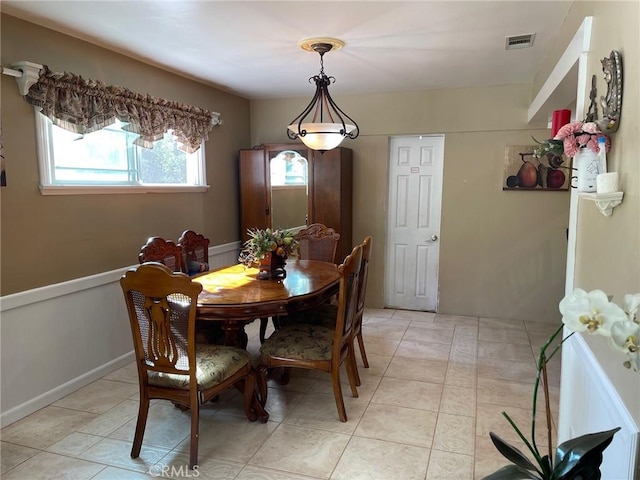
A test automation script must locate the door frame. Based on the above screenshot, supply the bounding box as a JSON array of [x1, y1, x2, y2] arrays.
[[384, 134, 445, 311]]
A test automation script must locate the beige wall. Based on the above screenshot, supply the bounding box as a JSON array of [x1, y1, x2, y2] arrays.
[[251, 86, 570, 321], [2, 0, 635, 436], [0, 14, 250, 295], [541, 2, 640, 423], [2, 10, 571, 323], [5, 4, 634, 336]]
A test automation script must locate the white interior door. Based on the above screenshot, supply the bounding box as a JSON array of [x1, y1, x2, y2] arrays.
[[385, 135, 444, 311]]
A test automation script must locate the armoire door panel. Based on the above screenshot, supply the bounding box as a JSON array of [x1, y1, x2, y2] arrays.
[[239, 149, 270, 241], [311, 151, 341, 229], [310, 148, 352, 262]]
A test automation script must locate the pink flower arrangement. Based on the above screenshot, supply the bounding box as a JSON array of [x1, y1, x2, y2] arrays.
[[553, 121, 611, 157]]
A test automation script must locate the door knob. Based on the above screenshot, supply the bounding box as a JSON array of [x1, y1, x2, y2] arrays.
[[428, 235, 438, 242]]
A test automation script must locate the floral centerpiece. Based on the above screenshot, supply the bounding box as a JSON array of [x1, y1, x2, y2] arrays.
[[239, 228, 299, 279], [533, 121, 611, 159], [484, 289, 639, 479]]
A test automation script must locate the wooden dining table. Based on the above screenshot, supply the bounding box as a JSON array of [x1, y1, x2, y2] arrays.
[[194, 259, 340, 348]]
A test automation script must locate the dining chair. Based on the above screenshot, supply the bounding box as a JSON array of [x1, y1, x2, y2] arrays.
[[295, 223, 341, 263], [120, 262, 265, 470], [282, 236, 372, 385], [138, 236, 185, 273], [177, 230, 225, 344], [178, 229, 210, 276], [257, 243, 362, 422], [351, 236, 372, 382], [258, 223, 341, 343]]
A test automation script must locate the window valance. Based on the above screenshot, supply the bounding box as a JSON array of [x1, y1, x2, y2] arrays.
[[24, 66, 222, 153]]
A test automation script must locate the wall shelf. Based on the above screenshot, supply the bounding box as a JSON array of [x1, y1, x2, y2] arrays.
[[580, 191, 624, 216]]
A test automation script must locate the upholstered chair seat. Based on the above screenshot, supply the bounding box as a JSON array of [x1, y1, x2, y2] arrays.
[[148, 345, 253, 390], [260, 324, 335, 361]]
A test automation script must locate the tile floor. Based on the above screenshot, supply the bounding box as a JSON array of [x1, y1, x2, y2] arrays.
[[1, 309, 561, 480]]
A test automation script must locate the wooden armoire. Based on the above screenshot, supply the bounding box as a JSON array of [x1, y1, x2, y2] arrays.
[[239, 144, 353, 263]]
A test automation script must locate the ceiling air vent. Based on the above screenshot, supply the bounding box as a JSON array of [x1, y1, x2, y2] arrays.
[[505, 33, 535, 50]]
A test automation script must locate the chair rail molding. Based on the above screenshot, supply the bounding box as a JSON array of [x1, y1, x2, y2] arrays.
[[0, 241, 241, 427]]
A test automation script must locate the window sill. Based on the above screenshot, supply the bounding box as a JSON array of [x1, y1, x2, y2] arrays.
[[39, 185, 210, 195]]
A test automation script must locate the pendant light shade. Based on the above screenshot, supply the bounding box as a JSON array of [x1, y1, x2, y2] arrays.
[[287, 123, 357, 151], [287, 39, 359, 152]]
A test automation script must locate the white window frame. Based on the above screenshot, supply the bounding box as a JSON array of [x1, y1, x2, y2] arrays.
[[34, 109, 209, 195]]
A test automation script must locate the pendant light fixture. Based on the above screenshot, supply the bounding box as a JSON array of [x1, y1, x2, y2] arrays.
[[287, 38, 359, 152]]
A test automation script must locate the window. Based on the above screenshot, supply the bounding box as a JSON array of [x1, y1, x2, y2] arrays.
[[35, 111, 208, 195], [270, 151, 308, 187]]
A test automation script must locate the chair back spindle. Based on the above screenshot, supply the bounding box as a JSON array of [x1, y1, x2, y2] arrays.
[[122, 264, 201, 378]]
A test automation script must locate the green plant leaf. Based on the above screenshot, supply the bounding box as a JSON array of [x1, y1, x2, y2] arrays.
[[530, 136, 564, 159], [553, 427, 621, 479], [539, 455, 553, 477], [501, 412, 543, 466], [482, 464, 543, 480], [554, 449, 606, 480], [489, 432, 542, 475]]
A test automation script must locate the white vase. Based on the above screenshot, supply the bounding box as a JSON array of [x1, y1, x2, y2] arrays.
[[575, 148, 599, 192]]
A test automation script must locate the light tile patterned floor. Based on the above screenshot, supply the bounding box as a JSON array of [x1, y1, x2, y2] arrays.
[[0, 309, 561, 479]]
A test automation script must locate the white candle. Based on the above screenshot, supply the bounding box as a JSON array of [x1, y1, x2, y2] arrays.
[[596, 172, 619, 194]]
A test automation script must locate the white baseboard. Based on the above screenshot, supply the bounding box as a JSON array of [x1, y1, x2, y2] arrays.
[[1, 351, 135, 428]]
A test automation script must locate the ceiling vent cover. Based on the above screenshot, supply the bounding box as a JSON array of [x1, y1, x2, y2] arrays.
[[505, 33, 535, 50]]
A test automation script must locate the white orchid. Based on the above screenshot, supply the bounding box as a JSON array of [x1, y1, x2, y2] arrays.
[[609, 320, 639, 354], [623, 293, 640, 323], [560, 289, 640, 372], [559, 289, 627, 336]]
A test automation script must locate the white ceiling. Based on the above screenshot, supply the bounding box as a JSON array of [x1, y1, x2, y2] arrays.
[[2, 1, 572, 100]]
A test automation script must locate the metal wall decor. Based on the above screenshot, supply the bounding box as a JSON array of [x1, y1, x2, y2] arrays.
[[585, 74, 599, 123], [598, 50, 623, 133]]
